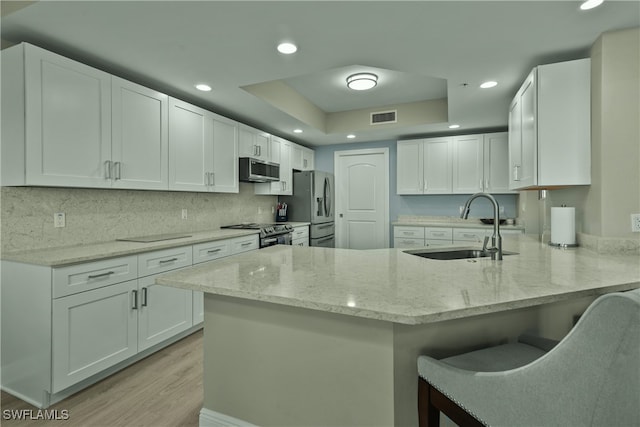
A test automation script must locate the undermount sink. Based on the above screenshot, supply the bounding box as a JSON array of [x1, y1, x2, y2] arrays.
[[404, 247, 518, 260]]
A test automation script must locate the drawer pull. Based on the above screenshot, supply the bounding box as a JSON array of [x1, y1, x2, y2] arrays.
[[159, 257, 179, 264], [207, 248, 222, 254], [87, 271, 115, 280], [463, 234, 476, 238], [240, 242, 253, 247]]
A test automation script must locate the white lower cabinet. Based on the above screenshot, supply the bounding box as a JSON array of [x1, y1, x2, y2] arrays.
[[52, 279, 138, 393], [292, 225, 310, 246], [137, 275, 193, 351], [1, 233, 259, 408]]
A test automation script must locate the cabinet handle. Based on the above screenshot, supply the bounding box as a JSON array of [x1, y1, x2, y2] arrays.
[[303, 159, 307, 168], [240, 242, 252, 247], [87, 271, 115, 280], [207, 248, 222, 254], [132, 290, 138, 310], [513, 165, 520, 181], [211, 172, 215, 186], [104, 160, 112, 179], [159, 257, 178, 264], [433, 232, 444, 237], [480, 180, 484, 190], [463, 233, 476, 238], [141, 287, 148, 307], [115, 162, 121, 180], [485, 180, 489, 190], [258, 145, 261, 157]]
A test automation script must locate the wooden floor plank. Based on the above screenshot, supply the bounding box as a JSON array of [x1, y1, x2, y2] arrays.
[[1, 330, 203, 427]]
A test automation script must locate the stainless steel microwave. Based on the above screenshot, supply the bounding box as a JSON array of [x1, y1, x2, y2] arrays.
[[239, 157, 280, 182]]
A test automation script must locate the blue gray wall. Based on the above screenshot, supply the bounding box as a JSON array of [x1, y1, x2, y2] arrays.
[[313, 139, 518, 223]]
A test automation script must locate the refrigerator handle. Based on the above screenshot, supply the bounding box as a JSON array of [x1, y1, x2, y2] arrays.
[[316, 197, 324, 217]]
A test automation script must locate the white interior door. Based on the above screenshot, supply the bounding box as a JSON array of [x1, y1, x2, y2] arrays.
[[335, 148, 389, 249]]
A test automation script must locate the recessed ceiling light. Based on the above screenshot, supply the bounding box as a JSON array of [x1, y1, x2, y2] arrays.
[[277, 42, 298, 54], [449, 124, 460, 129], [195, 83, 212, 92], [346, 73, 378, 91], [580, 0, 604, 10], [347, 134, 356, 139], [293, 129, 303, 134], [480, 81, 498, 89]]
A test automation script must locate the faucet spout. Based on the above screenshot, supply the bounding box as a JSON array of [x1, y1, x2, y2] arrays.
[[460, 192, 503, 260]]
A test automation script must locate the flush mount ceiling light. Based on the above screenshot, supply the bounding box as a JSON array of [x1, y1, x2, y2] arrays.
[[580, 0, 604, 10], [195, 83, 212, 92], [347, 134, 356, 139], [346, 73, 378, 91], [480, 81, 498, 89], [277, 42, 298, 54], [293, 129, 303, 134], [449, 124, 460, 129]]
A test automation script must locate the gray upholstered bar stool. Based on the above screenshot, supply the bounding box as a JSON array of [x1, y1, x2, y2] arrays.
[[417, 289, 640, 427]]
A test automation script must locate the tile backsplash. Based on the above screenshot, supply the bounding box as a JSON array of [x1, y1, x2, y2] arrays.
[[1, 184, 276, 253]]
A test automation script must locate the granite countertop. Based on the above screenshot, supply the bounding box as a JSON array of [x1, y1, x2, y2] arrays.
[[1, 229, 259, 266], [156, 235, 640, 325]]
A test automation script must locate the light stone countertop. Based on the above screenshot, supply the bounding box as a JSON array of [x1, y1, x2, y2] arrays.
[[156, 235, 640, 325], [1, 229, 259, 266]]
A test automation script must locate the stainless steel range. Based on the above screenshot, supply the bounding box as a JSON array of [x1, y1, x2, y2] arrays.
[[221, 223, 293, 248]]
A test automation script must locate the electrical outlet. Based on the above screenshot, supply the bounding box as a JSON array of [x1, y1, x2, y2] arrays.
[[181, 209, 188, 220], [631, 213, 640, 232], [54, 212, 66, 228]]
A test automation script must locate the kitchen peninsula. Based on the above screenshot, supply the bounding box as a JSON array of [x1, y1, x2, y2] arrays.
[[156, 236, 640, 427]]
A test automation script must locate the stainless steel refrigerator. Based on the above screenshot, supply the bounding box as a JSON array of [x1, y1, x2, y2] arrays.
[[279, 170, 334, 247]]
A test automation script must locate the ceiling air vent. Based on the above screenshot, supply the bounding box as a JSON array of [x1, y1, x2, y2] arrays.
[[370, 110, 397, 125]]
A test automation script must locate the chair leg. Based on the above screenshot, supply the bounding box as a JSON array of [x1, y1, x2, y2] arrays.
[[418, 377, 440, 427], [428, 384, 484, 427]]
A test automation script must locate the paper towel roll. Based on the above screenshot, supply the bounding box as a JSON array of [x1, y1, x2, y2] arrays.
[[551, 207, 576, 246]]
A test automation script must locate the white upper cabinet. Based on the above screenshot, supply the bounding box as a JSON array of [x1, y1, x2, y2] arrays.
[[396, 139, 423, 194], [509, 59, 591, 190], [398, 132, 513, 195], [397, 137, 452, 194], [301, 146, 315, 171], [2, 43, 112, 187], [255, 135, 292, 195], [452, 134, 483, 194], [2, 43, 169, 190], [111, 77, 168, 190], [483, 132, 512, 193], [239, 124, 270, 160], [168, 98, 238, 193]]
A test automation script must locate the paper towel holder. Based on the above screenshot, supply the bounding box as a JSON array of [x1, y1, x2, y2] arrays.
[[549, 204, 579, 248]]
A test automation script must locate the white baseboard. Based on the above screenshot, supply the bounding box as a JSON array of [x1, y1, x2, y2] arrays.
[[199, 408, 259, 427]]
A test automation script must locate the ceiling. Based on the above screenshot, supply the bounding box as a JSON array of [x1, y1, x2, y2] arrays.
[[1, 1, 639, 147]]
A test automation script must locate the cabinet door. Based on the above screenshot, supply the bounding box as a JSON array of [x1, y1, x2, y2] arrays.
[[111, 77, 168, 190], [452, 135, 483, 194], [137, 275, 193, 352], [211, 115, 239, 193], [193, 291, 204, 325], [423, 138, 452, 194], [279, 140, 293, 195], [397, 139, 424, 194], [239, 125, 269, 160], [291, 143, 304, 170], [484, 132, 513, 193], [518, 71, 537, 188], [52, 280, 138, 392], [24, 44, 112, 187], [508, 97, 522, 190], [168, 98, 213, 191], [302, 147, 315, 171]]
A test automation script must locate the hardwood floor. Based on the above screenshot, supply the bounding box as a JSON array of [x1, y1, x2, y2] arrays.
[[1, 330, 203, 427]]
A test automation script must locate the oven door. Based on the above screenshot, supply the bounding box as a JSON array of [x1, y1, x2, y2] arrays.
[[261, 233, 292, 248]]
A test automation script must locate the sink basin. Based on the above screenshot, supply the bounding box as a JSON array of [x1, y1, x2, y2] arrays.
[[404, 247, 518, 260]]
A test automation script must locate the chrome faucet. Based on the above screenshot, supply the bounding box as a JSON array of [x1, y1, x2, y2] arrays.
[[460, 192, 503, 260]]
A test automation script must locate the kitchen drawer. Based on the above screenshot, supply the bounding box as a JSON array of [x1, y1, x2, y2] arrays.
[[293, 238, 309, 247], [394, 237, 426, 248], [425, 227, 453, 241], [230, 235, 259, 254], [53, 255, 138, 299], [453, 229, 487, 243], [292, 226, 309, 240], [425, 239, 452, 247], [138, 246, 192, 277], [193, 239, 232, 264], [394, 226, 425, 239]]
